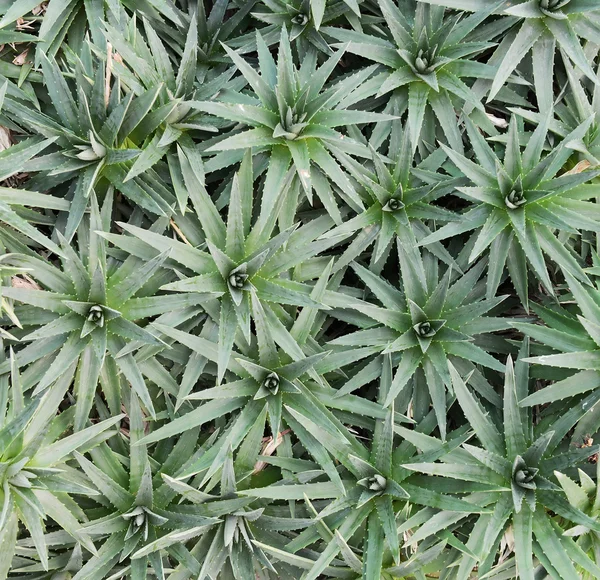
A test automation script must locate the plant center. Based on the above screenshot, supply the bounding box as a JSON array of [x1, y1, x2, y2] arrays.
[[512, 457, 538, 490], [262, 372, 280, 394], [383, 197, 405, 212], [228, 271, 248, 289], [414, 321, 436, 338], [274, 106, 309, 140], [539, 0, 570, 11], [414, 46, 438, 74], [121, 505, 167, 541], [87, 305, 105, 326], [364, 474, 387, 492], [2, 458, 36, 489], [504, 187, 526, 210], [291, 12, 309, 26]]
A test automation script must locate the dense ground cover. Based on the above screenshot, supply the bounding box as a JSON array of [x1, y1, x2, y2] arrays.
[[2, 1, 600, 578]]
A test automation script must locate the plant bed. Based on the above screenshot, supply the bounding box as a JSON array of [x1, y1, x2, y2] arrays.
[[1, 1, 600, 579]]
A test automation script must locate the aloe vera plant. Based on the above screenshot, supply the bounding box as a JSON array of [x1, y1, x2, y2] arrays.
[[420, 0, 600, 109], [325, 0, 513, 150], [1, 197, 207, 428], [193, 28, 397, 216], [0, 349, 123, 571], [420, 114, 600, 306], [405, 351, 600, 579], [329, 245, 509, 437]]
